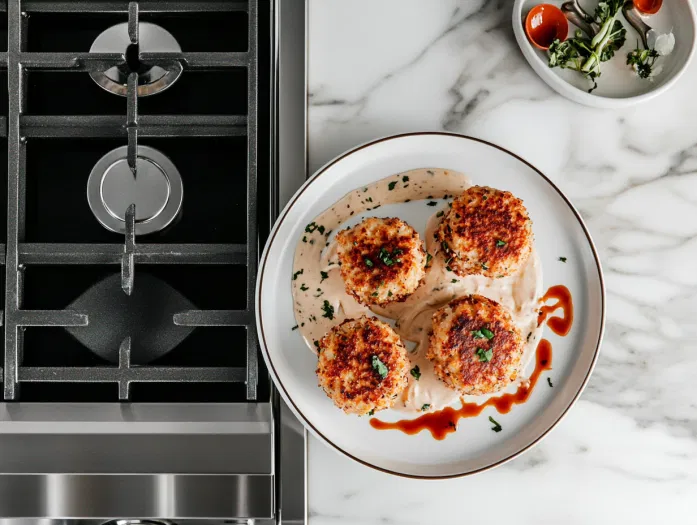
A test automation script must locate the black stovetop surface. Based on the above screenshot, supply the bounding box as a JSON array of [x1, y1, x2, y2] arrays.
[[0, 0, 271, 403]]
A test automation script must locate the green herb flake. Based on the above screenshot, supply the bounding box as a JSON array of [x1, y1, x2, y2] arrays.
[[402, 175, 409, 183], [318, 225, 326, 235], [481, 262, 489, 270], [368, 409, 375, 416], [387, 291, 392, 297], [302, 236, 307, 243], [547, 377, 554, 388], [427, 201, 438, 206], [305, 222, 318, 233], [421, 404, 431, 411], [436, 210, 445, 217], [427, 170, 435, 175], [451, 279, 458, 283], [371, 355, 389, 379], [371, 292, 379, 297], [300, 283, 309, 291], [364, 257, 374, 268], [426, 253, 433, 266], [321, 300, 334, 320], [476, 348, 493, 362], [313, 340, 320, 350], [481, 328, 495, 340], [293, 269, 304, 280], [489, 416, 502, 432], [496, 239, 507, 247], [527, 332, 532, 342], [291, 325, 298, 331], [320, 271, 329, 283], [559, 257, 567, 263], [471, 329, 485, 339], [388, 181, 398, 191], [410, 365, 421, 381]]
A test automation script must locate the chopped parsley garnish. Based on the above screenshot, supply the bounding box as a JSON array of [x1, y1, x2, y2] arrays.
[[387, 291, 392, 297], [388, 181, 398, 191], [293, 269, 304, 280], [426, 253, 433, 266], [421, 404, 431, 411], [371, 355, 389, 379], [427, 201, 438, 206], [321, 300, 334, 320], [489, 416, 502, 432], [496, 239, 507, 247], [366, 197, 373, 203], [318, 225, 325, 235], [410, 365, 421, 380], [527, 332, 532, 342], [547, 377, 554, 388], [368, 409, 375, 416], [476, 348, 493, 362], [371, 292, 379, 297], [481, 328, 495, 340], [291, 325, 298, 331], [320, 271, 329, 283], [481, 262, 489, 270], [300, 283, 309, 291], [402, 175, 409, 183], [427, 170, 434, 175], [364, 257, 374, 268], [305, 222, 319, 233], [363, 187, 368, 192], [314, 289, 323, 297], [313, 340, 320, 349], [559, 257, 567, 263], [441, 241, 450, 253], [302, 236, 307, 243], [378, 247, 403, 266], [451, 279, 457, 284], [446, 266, 453, 272], [436, 210, 444, 217]]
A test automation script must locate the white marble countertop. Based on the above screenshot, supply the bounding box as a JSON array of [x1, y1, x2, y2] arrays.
[[305, 1, 697, 523]]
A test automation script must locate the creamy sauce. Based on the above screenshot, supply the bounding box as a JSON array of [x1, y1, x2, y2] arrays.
[[292, 168, 543, 413]]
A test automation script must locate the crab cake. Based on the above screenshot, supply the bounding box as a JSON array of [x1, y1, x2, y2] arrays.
[[316, 316, 410, 415], [427, 294, 524, 396], [436, 186, 532, 278], [336, 217, 426, 306]]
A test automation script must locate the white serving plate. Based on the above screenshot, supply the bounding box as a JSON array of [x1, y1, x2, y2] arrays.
[[512, 0, 696, 108], [256, 133, 605, 478]]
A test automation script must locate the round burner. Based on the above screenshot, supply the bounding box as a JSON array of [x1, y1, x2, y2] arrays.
[[87, 145, 183, 236], [89, 22, 182, 97]]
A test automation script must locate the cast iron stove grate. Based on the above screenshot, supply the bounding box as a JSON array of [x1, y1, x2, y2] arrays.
[[0, 0, 270, 402]]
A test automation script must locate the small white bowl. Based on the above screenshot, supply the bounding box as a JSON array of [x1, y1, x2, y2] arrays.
[[512, 0, 696, 108]]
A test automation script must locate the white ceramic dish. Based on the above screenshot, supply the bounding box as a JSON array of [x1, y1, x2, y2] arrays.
[[256, 133, 605, 478], [512, 0, 696, 108]]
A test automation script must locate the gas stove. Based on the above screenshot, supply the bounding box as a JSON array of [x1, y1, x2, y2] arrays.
[[0, 0, 307, 523]]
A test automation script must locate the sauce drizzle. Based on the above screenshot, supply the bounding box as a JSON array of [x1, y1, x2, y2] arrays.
[[537, 284, 573, 336], [370, 339, 553, 440]]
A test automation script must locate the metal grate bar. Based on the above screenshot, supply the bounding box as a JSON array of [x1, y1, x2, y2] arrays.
[[19, 366, 247, 383], [11, 310, 89, 327], [20, 52, 250, 70], [5, 0, 26, 400], [19, 243, 247, 265], [173, 310, 251, 327], [245, 0, 258, 400], [21, 115, 248, 138], [23, 0, 249, 13]]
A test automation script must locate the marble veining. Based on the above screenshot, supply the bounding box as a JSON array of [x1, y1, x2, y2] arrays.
[[307, 0, 697, 522]]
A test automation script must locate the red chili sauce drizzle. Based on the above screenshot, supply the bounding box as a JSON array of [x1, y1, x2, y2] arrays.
[[537, 284, 573, 336], [370, 284, 574, 439], [370, 339, 553, 440]]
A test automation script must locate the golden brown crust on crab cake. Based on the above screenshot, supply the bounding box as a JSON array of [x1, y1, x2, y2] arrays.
[[436, 186, 532, 278], [427, 294, 524, 396], [316, 316, 410, 415], [336, 217, 426, 306]]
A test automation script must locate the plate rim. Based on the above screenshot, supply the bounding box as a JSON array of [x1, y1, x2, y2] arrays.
[[256, 131, 606, 479]]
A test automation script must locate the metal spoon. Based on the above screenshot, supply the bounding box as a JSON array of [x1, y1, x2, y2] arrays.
[[622, 0, 652, 48], [561, 1, 600, 36]]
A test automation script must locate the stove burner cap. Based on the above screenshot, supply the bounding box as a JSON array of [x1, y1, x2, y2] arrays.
[[89, 22, 182, 97], [87, 145, 183, 236]]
